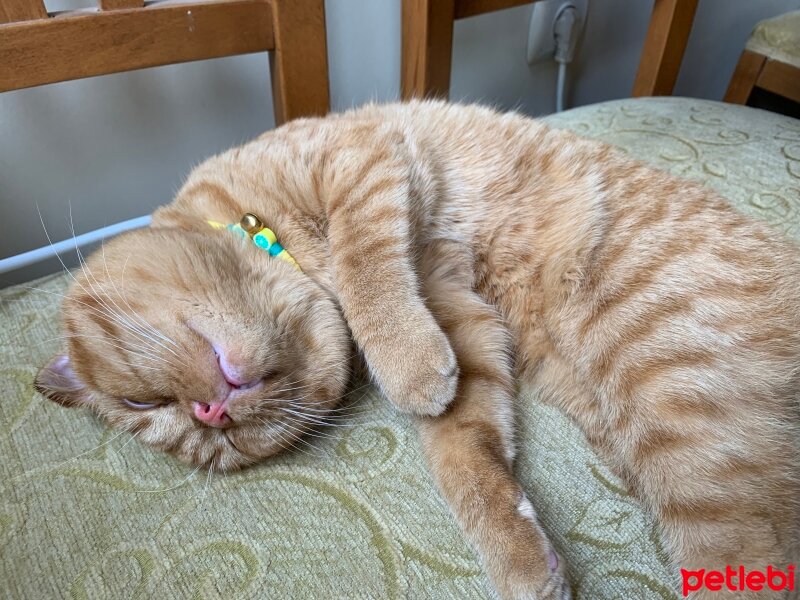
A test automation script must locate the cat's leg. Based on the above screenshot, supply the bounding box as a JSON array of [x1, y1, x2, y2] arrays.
[[324, 129, 457, 417], [415, 240, 570, 600]]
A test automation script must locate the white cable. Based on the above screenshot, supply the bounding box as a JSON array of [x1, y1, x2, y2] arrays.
[[0, 215, 151, 275], [553, 4, 579, 113], [556, 61, 567, 113]]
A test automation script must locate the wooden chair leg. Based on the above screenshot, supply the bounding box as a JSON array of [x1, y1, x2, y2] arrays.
[[757, 59, 800, 105], [269, 0, 330, 125], [401, 0, 456, 100], [632, 0, 698, 97], [724, 50, 767, 105]]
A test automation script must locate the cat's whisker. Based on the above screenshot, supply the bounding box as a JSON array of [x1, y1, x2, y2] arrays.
[[104, 357, 164, 373], [134, 465, 202, 494], [294, 412, 362, 428], [269, 373, 318, 392], [81, 252, 187, 369], [276, 379, 373, 423], [52, 337, 173, 373], [286, 416, 359, 431], [199, 463, 213, 502], [36, 204, 95, 297], [284, 411, 362, 428], [55, 332, 174, 365], [272, 430, 319, 459], [282, 405, 360, 428], [270, 378, 346, 398], [116, 430, 141, 452], [279, 406, 339, 428], [109, 249, 182, 352], [254, 415, 313, 453], [278, 414, 344, 442], [270, 351, 363, 396], [279, 432, 322, 457], [117, 254, 189, 366], [34, 207, 138, 350], [271, 381, 317, 394], [272, 383, 370, 417], [266, 352, 362, 397], [298, 382, 374, 406], [20, 274, 179, 371], [71, 292, 183, 367], [290, 402, 364, 416], [265, 417, 322, 454], [12, 284, 123, 323], [12, 429, 127, 481], [94, 249, 184, 363], [65, 216, 156, 356], [60, 210, 187, 368], [284, 386, 330, 405], [23, 326, 165, 376]]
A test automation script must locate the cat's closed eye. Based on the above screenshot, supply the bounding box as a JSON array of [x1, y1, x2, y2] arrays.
[[122, 398, 160, 410]]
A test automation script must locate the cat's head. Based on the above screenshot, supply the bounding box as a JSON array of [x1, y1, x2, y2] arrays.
[[35, 225, 351, 472]]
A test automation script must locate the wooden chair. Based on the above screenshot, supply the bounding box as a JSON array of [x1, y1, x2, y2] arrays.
[[401, 0, 698, 100], [0, 0, 330, 125], [724, 11, 800, 106]]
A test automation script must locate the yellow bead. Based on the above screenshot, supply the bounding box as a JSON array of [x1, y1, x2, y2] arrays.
[[240, 213, 263, 235]]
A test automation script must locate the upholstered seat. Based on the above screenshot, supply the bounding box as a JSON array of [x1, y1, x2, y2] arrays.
[[2, 97, 799, 599], [745, 10, 800, 70]]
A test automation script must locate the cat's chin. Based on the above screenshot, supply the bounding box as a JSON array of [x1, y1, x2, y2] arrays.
[[172, 420, 309, 472]]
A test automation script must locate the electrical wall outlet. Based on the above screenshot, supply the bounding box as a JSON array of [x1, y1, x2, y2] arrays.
[[526, 0, 588, 65]]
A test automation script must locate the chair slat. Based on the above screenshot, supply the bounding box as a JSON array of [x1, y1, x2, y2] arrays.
[[269, 0, 329, 124], [401, 0, 455, 100], [0, 0, 274, 92], [632, 0, 698, 96], [99, 0, 145, 10], [0, 0, 47, 24]]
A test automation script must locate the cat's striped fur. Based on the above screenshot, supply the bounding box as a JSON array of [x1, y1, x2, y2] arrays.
[[38, 101, 800, 599]]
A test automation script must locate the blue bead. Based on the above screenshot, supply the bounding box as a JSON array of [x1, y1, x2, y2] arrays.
[[253, 234, 270, 249]]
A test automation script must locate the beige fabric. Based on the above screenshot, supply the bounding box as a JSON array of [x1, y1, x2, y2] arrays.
[[745, 10, 800, 69], [2, 98, 799, 599]]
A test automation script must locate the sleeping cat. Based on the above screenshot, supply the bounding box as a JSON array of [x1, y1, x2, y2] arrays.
[[35, 100, 800, 599]]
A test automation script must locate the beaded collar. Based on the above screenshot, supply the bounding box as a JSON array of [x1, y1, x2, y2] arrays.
[[207, 213, 301, 272]]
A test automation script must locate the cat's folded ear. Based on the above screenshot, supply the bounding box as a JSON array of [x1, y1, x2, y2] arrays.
[[35, 354, 91, 408]]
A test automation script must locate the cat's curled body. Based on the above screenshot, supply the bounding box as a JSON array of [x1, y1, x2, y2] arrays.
[[37, 101, 800, 599]]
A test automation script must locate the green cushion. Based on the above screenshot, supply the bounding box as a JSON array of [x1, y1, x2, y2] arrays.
[[745, 10, 800, 69], [2, 98, 799, 599]]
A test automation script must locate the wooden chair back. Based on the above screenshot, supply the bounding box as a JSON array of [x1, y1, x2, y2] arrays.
[[401, 0, 699, 101], [0, 0, 330, 124]]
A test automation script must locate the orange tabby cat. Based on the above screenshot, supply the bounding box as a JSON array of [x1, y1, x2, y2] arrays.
[[36, 101, 800, 599]]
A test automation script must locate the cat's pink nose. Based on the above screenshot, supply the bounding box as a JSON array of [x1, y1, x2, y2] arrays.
[[193, 401, 231, 428]]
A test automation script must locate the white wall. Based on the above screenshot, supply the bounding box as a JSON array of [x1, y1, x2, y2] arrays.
[[1, 0, 798, 285]]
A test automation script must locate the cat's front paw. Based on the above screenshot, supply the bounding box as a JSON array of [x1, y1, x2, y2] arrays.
[[505, 555, 571, 600], [492, 495, 572, 600], [376, 320, 458, 417], [497, 542, 571, 600]]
